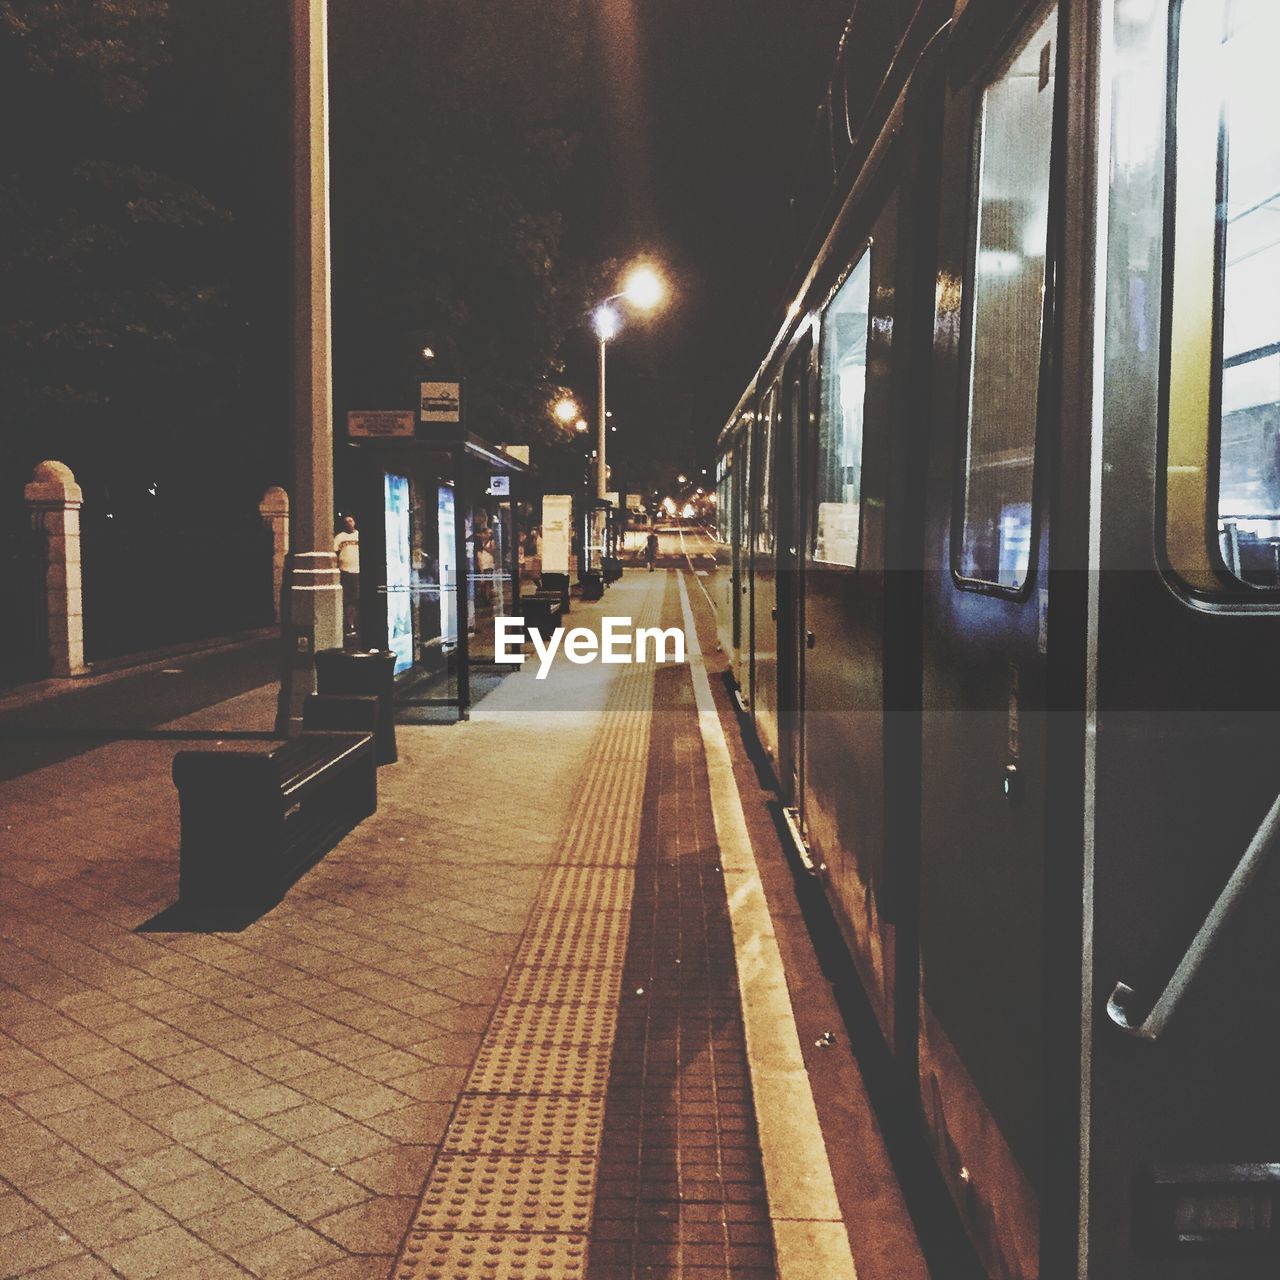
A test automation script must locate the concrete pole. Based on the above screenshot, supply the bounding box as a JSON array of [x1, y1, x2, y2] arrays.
[[597, 336, 608, 501], [24, 461, 88, 678], [278, 0, 342, 735], [258, 486, 290, 624]]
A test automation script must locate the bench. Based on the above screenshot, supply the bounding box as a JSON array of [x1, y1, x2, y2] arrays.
[[173, 703, 377, 916]]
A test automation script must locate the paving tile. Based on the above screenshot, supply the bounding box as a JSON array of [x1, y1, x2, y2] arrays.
[[26, 1253, 120, 1279], [0, 1222, 84, 1275], [265, 1170, 372, 1222], [0, 1191, 48, 1235], [228, 1223, 345, 1277], [298, 1121, 393, 1167], [260, 1101, 352, 1143], [342, 1144, 435, 1196], [187, 1195, 297, 1249], [223, 1143, 330, 1193], [313, 1194, 416, 1254], [96, 1223, 216, 1278], [26, 1166, 130, 1217], [147, 1167, 255, 1219]]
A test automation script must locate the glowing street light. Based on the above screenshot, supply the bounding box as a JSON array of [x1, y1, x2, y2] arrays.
[[592, 262, 670, 500], [553, 396, 580, 425], [622, 264, 666, 311], [593, 306, 620, 342]]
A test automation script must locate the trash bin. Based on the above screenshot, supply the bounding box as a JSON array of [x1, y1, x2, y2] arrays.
[[539, 572, 571, 614], [314, 649, 397, 765]]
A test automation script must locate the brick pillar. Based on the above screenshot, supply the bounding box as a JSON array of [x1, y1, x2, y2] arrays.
[[24, 460, 87, 678], [258, 486, 290, 624]]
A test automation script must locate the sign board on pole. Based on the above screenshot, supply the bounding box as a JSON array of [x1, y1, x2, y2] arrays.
[[347, 410, 414, 439], [542, 495, 572, 575], [488, 475, 510, 497], [419, 381, 463, 424], [625, 494, 642, 512], [606, 492, 620, 508]]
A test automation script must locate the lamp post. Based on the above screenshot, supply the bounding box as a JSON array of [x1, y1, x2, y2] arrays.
[[593, 305, 618, 500], [591, 265, 667, 502], [277, 0, 342, 735]]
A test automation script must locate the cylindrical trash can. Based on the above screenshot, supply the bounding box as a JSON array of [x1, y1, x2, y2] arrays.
[[314, 649, 398, 765]]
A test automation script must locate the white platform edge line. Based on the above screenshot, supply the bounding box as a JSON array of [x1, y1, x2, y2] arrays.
[[677, 570, 857, 1280]]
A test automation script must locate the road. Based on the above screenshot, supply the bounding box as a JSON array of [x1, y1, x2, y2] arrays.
[[624, 520, 721, 571], [0, 636, 279, 782]]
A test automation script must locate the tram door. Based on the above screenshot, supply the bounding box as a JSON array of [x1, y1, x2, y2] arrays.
[[777, 339, 813, 805], [915, 6, 1061, 1277], [750, 387, 781, 759]]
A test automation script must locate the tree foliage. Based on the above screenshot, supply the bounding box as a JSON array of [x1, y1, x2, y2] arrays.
[[331, 0, 598, 446], [0, 0, 169, 112], [0, 0, 231, 496]]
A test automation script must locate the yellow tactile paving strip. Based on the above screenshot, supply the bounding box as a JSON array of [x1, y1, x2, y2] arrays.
[[393, 579, 662, 1280]]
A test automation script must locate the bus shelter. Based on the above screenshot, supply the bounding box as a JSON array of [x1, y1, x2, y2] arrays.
[[344, 428, 530, 722]]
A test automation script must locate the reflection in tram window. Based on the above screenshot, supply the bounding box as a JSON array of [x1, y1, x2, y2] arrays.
[[1167, 0, 1280, 589], [956, 5, 1056, 590], [756, 388, 777, 554], [1214, 0, 1280, 585], [816, 252, 870, 567]]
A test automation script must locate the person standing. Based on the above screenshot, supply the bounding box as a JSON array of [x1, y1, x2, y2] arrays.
[[334, 514, 360, 639], [645, 528, 660, 572]]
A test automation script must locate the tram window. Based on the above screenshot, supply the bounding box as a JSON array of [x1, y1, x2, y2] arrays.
[[815, 252, 871, 567], [1166, 0, 1280, 591], [756, 389, 777, 554], [955, 4, 1057, 592]]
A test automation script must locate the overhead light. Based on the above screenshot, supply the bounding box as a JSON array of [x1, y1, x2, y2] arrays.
[[623, 264, 667, 311], [594, 305, 620, 341]]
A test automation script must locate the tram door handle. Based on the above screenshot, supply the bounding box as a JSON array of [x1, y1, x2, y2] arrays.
[[806, 630, 815, 650], [771, 607, 777, 620]]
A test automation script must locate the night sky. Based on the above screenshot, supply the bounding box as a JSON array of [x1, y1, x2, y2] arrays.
[[566, 0, 852, 487], [151, 0, 852, 498]]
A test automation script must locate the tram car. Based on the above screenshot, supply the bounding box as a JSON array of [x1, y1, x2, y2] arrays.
[[713, 0, 1280, 1276]]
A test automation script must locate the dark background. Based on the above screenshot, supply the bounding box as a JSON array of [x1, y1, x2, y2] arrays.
[[0, 0, 849, 664]]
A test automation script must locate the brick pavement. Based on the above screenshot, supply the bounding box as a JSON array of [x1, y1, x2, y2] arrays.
[[0, 606, 615, 1277], [587, 654, 773, 1280], [0, 570, 848, 1280]]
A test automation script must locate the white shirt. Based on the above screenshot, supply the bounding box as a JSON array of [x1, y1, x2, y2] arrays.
[[334, 530, 360, 574]]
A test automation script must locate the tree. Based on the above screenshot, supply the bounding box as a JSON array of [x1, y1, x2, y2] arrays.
[[0, 0, 234, 505], [330, 0, 597, 448]]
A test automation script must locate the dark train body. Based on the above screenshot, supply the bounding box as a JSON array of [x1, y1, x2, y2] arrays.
[[713, 0, 1280, 1276]]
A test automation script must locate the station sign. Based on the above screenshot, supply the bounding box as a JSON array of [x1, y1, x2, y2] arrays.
[[419, 380, 463, 424], [488, 475, 510, 496], [347, 410, 414, 439]]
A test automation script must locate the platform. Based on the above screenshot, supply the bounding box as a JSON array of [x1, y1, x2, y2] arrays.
[[0, 571, 926, 1279]]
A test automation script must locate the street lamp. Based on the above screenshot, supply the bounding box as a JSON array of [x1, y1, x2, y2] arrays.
[[553, 396, 580, 426], [593, 264, 668, 500]]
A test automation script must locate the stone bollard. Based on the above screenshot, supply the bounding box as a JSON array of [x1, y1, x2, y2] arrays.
[[24, 461, 88, 678], [258, 486, 290, 625]]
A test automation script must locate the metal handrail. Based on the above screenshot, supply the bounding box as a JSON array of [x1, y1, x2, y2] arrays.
[[1107, 787, 1280, 1041]]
